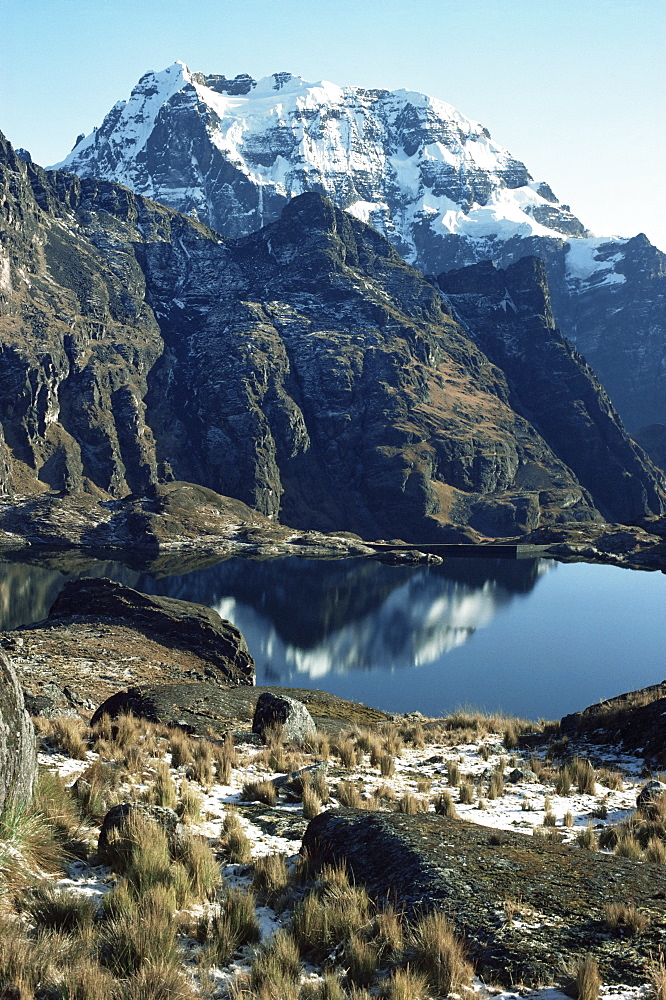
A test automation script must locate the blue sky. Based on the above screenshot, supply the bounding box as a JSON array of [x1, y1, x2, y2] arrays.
[[1, 0, 664, 250]]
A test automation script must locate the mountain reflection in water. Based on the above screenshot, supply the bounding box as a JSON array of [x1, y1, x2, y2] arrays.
[[2, 551, 664, 718], [209, 559, 551, 681], [0, 550, 548, 687]]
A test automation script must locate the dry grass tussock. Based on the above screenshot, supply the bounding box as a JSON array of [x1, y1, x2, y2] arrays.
[[650, 953, 666, 1000], [198, 886, 260, 966], [241, 779, 278, 806], [0, 785, 70, 897], [37, 714, 90, 760], [604, 901, 650, 935], [441, 706, 545, 739], [252, 852, 289, 904], [409, 909, 472, 995], [218, 809, 252, 863]]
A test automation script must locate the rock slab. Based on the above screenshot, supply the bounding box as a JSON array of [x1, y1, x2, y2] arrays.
[[0, 649, 37, 814], [302, 808, 666, 986], [91, 683, 387, 738]]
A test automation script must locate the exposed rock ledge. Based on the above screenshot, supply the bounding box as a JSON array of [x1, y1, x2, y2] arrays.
[[0, 482, 377, 560], [1, 481, 665, 572], [303, 808, 666, 987], [4, 577, 255, 707]]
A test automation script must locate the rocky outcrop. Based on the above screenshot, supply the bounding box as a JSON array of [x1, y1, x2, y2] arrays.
[[89, 683, 388, 737], [0, 648, 36, 813], [302, 808, 666, 986], [5, 579, 255, 711], [560, 681, 666, 768], [634, 424, 666, 472], [438, 257, 666, 524], [49, 578, 254, 685], [1, 129, 664, 540]]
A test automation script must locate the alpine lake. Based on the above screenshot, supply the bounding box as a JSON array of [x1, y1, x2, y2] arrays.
[[1, 550, 664, 722]]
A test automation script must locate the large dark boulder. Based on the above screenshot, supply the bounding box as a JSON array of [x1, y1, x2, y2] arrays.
[[49, 577, 254, 686], [302, 808, 666, 987], [0, 649, 37, 814]]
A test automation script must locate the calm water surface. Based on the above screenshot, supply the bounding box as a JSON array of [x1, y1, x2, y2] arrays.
[[1, 552, 664, 720]]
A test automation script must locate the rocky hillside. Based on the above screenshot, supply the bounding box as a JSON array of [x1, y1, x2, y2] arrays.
[[438, 257, 664, 523], [1, 129, 663, 541], [50, 62, 666, 431]]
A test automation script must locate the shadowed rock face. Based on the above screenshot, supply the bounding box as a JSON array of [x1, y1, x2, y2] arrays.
[[560, 681, 666, 768], [50, 64, 666, 432], [0, 649, 36, 813], [302, 808, 666, 987], [438, 257, 666, 524], [0, 130, 663, 540]]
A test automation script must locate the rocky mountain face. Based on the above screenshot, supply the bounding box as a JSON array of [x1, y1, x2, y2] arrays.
[[1, 129, 664, 541], [51, 62, 666, 431], [438, 257, 664, 523]]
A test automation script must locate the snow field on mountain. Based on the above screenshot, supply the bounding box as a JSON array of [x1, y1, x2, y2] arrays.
[[50, 59, 642, 293]]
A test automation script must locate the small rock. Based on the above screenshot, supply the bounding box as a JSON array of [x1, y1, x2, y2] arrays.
[[274, 762, 329, 801], [252, 692, 316, 746], [508, 768, 539, 784]]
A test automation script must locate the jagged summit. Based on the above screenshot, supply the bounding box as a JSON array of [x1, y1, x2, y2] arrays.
[[51, 61, 588, 256]]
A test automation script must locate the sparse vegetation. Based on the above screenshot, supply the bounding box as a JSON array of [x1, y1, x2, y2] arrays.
[[396, 793, 427, 815], [252, 852, 289, 903], [458, 780, 475, 805], [219, 810, 252, 863], [604, 901, 650, 935], [336, 780, 363, 808], [571, 757, 596, 795], [576, 823, 597, 850], [575, 954, 601, 1000]]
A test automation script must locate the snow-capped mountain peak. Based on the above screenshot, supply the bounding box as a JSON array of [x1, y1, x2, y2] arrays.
[[50, 61, 588, 257], [47, 63, 666, 433]]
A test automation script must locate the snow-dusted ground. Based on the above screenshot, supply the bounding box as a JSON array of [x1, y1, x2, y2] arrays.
[[36, 723, 652, 999]]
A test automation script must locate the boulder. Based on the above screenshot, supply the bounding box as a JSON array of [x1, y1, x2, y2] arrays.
[[302, 808, 666, 987], [90, 683, 388, 738], [636, 780, 666, 812], [507, 767, 539, 784], [273, 762, 328, 801], [98, 802, 187, 866], [0, 649, 37, 815], [252, 692, 316, 746]]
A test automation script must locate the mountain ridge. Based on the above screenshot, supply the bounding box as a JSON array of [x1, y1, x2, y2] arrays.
[[50, 61, 666, 432], [1, 127, 664, 543]]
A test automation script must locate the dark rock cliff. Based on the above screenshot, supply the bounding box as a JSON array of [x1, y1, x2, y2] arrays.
[[438, 257, 666, 524], [51, 64, 666, 433], [1, 130, 663, 540]]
